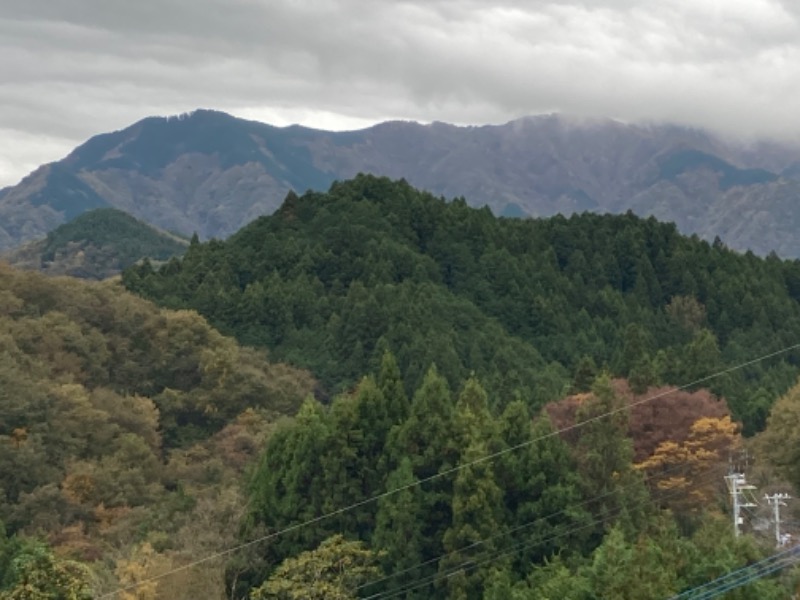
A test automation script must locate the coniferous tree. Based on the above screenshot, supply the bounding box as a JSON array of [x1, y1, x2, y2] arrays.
[[247, 398, 333, 570], [371, 458, 427, 600], [387, 366, 458, 566], [438, 441, 506, 600], [378, 351, 410, 428], [495, 402, 588, 568], [574, 374, 649, 541]]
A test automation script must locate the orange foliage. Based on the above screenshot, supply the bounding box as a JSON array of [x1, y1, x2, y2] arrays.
[[635, 415, 740, 512], [545, 379, 732, 462]]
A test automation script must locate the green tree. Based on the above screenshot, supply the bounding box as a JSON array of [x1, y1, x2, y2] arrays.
[[0, 542, 92, 600], [574, 375, 648, 540], [495, 402, 588, 567], [377, 351, 409, 428], [247, 398, 333, 571], [571, 356, 598, 393], [438, 441, 505, 600], [249, 535, 381, 600], [756, 379, 800, 489], [587, 525, 680, 600], [526, 556, 591, 600], [371, 458, 427, 600], [386, 366, 458, 566]]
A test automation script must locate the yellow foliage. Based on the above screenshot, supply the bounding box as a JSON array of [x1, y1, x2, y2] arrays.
[[10, 427, 27, 447], [115, 543, 171, 600], [635, 415, 740, 513], [62, 472, 95, 505]]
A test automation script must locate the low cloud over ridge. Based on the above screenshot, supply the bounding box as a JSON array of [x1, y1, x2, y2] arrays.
[[1, 0, 799, 186]]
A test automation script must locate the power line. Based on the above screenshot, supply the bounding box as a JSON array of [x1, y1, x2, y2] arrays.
[[357, 454, 719, 595], [97, 341, 800, 598], [670, 544, 800, 600], [693, 555, 800, 600], [370, 464, 730, 600]]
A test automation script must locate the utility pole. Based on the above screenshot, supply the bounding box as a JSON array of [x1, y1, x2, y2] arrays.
[[765, 493, 791, 547], [725, 473, 757, 537]]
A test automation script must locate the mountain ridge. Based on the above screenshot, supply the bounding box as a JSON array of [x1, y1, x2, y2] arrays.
[[3, 109, 800, 255]]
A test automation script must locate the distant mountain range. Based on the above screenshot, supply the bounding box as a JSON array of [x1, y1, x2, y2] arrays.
[[2, 109, 800, 255], [2, 208, 188, 279]]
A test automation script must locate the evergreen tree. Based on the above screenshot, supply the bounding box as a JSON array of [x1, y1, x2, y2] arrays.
[[572, 356, 598, 393], [438, 441, 506, 600], [495, 402, 588, 568], [247, 398, 333, 571], [371, 458, 428, 600], [574, 374, 649, 541], [453, 377, 499, 451], [377, 351, 409, 431], [387, 366, 458, 567]]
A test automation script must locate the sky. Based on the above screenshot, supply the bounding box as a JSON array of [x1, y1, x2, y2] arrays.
[[2, 0, 800, 188]]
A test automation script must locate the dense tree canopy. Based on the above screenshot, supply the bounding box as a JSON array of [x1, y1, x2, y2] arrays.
[[242, 358, 793, 599], [5, 174, 800, 597], [124, 174, 800, 433], [0, 264, 314, 598]]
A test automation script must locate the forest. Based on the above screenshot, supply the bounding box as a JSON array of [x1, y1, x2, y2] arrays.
[[3, 208, 188, 280], [4, 174, 800, 597], [126, 174, 800, 434]]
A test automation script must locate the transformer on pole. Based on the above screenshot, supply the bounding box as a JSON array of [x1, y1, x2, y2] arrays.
[[764, 493, 791, 547], [725, 473, 757, 537]]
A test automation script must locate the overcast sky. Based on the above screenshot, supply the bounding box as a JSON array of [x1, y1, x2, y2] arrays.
[[2, 0, 799, 187]]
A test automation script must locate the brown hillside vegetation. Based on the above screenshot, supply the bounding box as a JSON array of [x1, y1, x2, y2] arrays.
[[0, 262, 315, 598], [546, 379, 739, 514], [545, 379, 732, 462]]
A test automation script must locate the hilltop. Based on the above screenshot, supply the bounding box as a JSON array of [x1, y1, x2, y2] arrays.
[[2, 208, 188, 279], [124, 174, 800, 434]]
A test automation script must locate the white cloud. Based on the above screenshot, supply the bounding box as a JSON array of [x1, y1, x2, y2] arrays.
[[1, 0, 799, 187]]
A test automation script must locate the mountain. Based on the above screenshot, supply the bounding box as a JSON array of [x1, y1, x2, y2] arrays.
[[2, 109, 800, 255], [2, 207, 189, 279]]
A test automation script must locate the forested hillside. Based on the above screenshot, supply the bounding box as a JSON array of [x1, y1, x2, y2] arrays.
[[6, 175, 800, 598], [125, 174, 800, 434], [0, 264, 314, 597], [2, 208, 188, 279], [235, 361, 785, 599]]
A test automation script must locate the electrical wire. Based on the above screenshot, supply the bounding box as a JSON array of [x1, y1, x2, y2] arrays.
[[97, 342, 800, 598], [369, 463, 730, 600], [671, 545, 800, 599], [356, 454, 721, 596], [670, 547, 795, 599], [692, 555, 800, 600]]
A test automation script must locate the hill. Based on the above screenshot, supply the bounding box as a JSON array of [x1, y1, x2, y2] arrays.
[[123, 175, 800, 435], [2, 207, 189, 279], [2, 110, 800, 255], [0, 263, 315, 596]]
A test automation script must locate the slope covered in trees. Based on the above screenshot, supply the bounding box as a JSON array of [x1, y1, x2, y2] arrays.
[[5, 162, 800, 596], [124, 174, 800, 433], [236, 361, 787, 599], [0, 263, 314, 597], [3, 208, 188, 279]]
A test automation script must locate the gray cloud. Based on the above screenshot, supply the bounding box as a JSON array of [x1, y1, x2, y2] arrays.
[[2, 0, 800, 186]]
